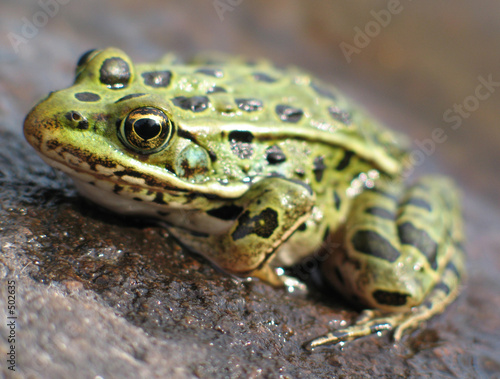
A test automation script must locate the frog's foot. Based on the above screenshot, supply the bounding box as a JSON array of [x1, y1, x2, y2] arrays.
[[393, 247, 465, 340], [304, 259, 463, 351], [250, 265, 308, 294], [303, 310, 398, 351]]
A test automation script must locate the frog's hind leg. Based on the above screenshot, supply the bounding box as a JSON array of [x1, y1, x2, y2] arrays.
[[304, 176, 465, 350], [393, 244, 465, 340]]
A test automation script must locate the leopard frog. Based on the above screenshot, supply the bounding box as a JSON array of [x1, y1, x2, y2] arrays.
[[24, 48, 465, 349]]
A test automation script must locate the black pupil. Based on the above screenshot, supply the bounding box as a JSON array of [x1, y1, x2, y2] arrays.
[[134, 118, 161, 140]]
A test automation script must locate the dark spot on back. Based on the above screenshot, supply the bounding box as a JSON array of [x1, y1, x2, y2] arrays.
[[265, 145, 286, 164], [207, 150, 217, 162], [310, 82, 337, 101], [115, 93, 146, 103], [398, 222, 438, 270], [333, 191, 341, 210], [372, 290, 409, 306], [295, 168, 306, 177], [196, 68, 223, 78], [207, 205, 244, 220], [235, 98, 263, 112], [141, 70, 172, 88], [229, 130, 253, 143], [207, 86, 227, 94], [445, 261, 461, 279], [313, 156, 326, 182], [352, 230, 401, 262], [99, 57, 131, 89], [336, 150, 354, 171], [75, 92, 101, 102], [401, 197, 432, 212], [229, 131, 254, 159], [253, 72, 277, 83], [368, 187, 398, 201], [275, 104, 303, 123], [366, 206, 394, 220], [328, 106, 352, 125], [297, 223, 307, 231], [433, 282, 451, 295], [172, 96, 210, 112]]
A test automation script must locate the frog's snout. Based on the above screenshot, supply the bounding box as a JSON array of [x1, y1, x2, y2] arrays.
[[23, 102, 45, 151]]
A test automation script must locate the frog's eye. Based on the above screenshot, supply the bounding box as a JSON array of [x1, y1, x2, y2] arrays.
[[119, 107, 174, 154], [74, 48, 134, 89], [99, 57, 132, 89]]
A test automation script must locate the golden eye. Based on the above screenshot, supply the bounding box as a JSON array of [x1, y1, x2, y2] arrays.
[[120, 107, 174, 153]]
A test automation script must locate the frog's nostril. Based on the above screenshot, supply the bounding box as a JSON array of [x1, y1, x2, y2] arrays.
[[64, 111, 89, 130], [65, 111, 82, 122]]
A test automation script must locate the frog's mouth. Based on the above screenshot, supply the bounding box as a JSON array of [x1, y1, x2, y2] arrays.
[[34, 153, 239, 234], [32, 144, 249, 201]]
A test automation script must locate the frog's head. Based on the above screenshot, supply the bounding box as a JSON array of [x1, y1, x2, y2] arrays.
[[24, 48, 249, 207]]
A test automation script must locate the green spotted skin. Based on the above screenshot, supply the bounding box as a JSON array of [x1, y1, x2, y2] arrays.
[[24, 48, 465, 349]]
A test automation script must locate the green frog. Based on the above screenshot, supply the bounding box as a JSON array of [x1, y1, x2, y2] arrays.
[[24, 47, 465, 350]]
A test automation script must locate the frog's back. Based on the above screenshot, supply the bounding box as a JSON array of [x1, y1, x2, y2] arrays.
[[134, 52, 407, 176]]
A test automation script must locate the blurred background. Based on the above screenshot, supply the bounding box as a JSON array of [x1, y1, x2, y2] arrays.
[[1, 0, 499, 204]]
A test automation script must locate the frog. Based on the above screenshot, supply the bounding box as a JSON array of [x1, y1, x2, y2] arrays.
[[23, 47, 465, 350]]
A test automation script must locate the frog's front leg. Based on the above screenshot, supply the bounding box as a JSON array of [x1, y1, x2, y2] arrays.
[[170, 177, 315, 286], [305, 176, 465, 350]]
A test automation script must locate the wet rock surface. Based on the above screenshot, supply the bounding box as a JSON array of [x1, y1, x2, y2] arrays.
[[1, 1, 500, 377]]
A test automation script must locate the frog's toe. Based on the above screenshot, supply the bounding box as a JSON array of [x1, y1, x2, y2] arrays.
[[303, 312, 397, 351]]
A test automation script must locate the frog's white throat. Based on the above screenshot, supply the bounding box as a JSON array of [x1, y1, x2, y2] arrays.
[[72, 177, 233, 235]]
